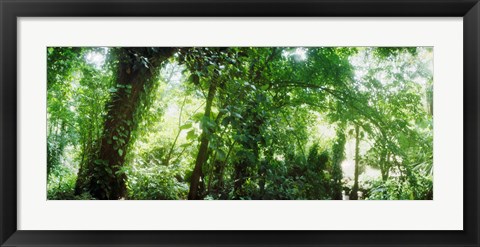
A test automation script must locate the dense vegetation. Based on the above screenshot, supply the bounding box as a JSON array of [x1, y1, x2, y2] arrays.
[[47, 47, 433, 200]]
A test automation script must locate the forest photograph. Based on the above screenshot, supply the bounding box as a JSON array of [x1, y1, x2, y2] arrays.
[[47, 46, 433, 200]]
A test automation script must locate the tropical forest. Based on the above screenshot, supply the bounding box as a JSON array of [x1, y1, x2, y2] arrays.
[[47, 47, 433, 200]]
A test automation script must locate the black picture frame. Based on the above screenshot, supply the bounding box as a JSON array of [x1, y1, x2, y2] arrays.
[[1, 0, 479, 246]]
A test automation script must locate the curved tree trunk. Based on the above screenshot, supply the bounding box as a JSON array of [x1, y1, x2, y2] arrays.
[[75, 47, 176, 199], [188, 80, 217, 200]]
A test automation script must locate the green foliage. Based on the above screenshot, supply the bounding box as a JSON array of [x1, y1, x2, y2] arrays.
[[304, 143, 332, 199], [373, 47, 417, 59], [47, 46, 433, 200], [47, 154, 96, 200], [126, 164, 189, 200], [362, 174, 433, 200]]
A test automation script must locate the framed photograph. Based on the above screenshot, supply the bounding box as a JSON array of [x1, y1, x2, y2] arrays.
[[1, 0, 479, 246]]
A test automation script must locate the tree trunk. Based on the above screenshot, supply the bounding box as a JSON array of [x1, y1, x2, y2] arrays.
[[75, 47, 175, 199], [350, 125, 360, 200], [426, 81, 433, 116], [188, 80, 217, 200], [233, 159, 248, 198], [379, 146, 390, 182], [331, 126, 346, 200]]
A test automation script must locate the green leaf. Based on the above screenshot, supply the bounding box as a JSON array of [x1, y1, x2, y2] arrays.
[[180, 122, 192, 130], [219, 108, 229, 114], [180, 143, 191, 148], [187, 130, 196, 140], [118, 149, 123, 156], [232, 112, 243, 119], [192, 112, 204, 121], [105, 167, 113, 175]]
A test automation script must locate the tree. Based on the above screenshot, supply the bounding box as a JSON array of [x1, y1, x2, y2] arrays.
[[177, 47, 241, 199], [349, 125, 361, 200], [75, 48, 176, 199], [331, 124, 346, 200]]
